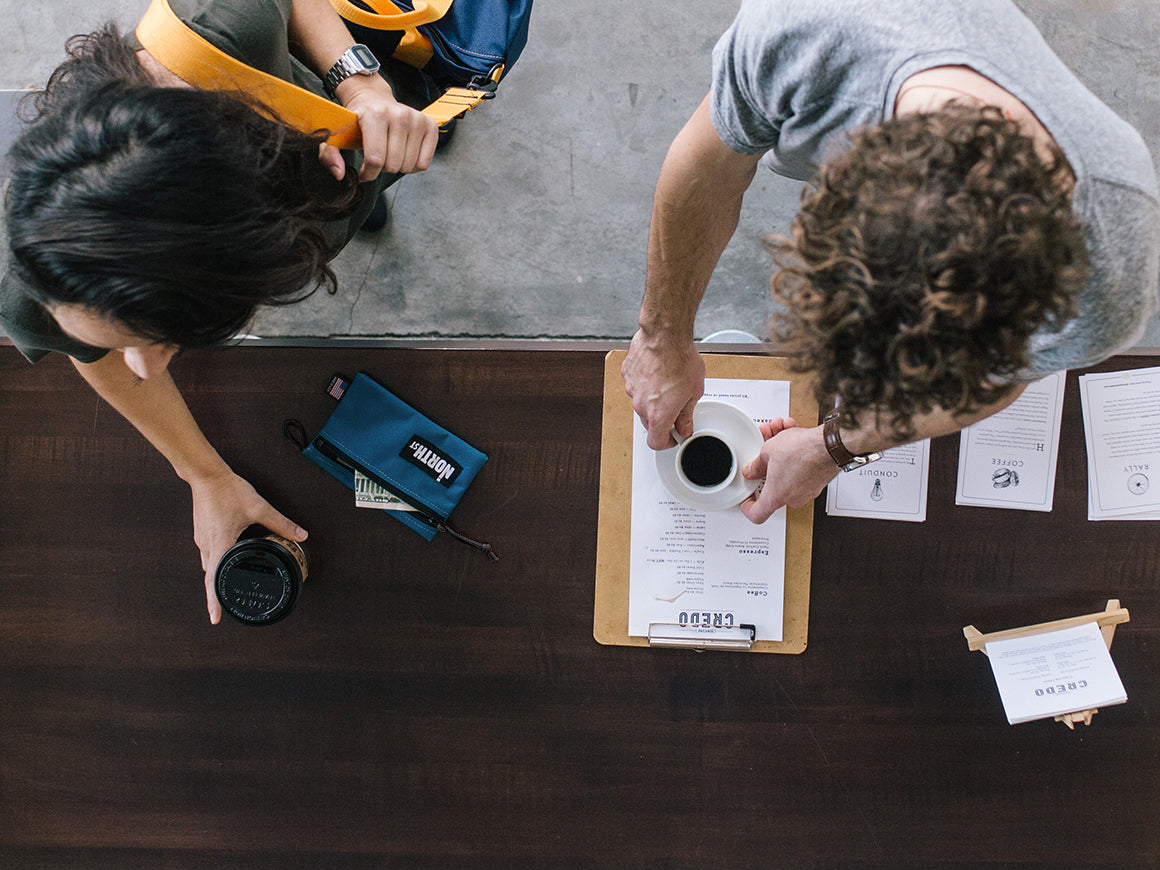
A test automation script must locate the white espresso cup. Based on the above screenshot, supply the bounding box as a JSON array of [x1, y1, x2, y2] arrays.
[[672, 427, 739, 495], [655, 399, 763, 510]]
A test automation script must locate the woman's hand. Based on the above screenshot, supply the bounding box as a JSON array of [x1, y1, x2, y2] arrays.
[[289, 0, 439, 182], [319, 74, 439, 182], [189, 469, 308, 624]]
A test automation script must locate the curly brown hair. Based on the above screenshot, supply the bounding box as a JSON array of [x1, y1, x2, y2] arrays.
[[769, 103, 1089, 440]]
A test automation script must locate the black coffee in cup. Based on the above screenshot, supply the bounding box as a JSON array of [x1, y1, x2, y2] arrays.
[[679, 434, 734, 488]]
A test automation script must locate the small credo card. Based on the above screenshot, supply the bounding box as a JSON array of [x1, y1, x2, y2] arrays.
[[985, 622, 1127, 725], [354, 470, 416, 512]]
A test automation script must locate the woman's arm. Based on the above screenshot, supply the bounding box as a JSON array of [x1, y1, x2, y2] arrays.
[[287, 0, 439, 180], [71, 352, 308, 624]]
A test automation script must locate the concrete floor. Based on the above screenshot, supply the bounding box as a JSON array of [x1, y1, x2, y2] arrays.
[[2, 0, 1158, 343]]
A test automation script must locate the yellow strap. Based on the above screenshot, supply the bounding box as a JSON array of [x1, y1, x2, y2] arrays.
[[421, 87, 489, 125], [137, 0, 362, 146], [327, 0, 452, 31], [135, 0, 485, 149], [328, 0, 446, 69]]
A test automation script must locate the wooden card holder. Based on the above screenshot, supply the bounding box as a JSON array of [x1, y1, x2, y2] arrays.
[[963, 599, 1129, 729]]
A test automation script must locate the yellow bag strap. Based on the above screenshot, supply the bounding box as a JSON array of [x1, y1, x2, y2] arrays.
[[135, 0, 486, 149], [326, 0, 453, 31]]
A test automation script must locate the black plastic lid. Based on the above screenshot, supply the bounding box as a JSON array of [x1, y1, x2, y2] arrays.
[[214, 538, 302, 626]]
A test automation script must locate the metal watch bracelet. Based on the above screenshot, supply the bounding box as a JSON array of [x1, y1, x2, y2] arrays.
[[323, 44, 380, 97]]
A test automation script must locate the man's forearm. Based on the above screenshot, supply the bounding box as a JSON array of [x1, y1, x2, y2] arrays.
[[742, 385, 1030, 522], [839, 385, 1029, 458], [71, 353, 231, 486], [638, 95, 761, 341], [623, 95, 762, 447]]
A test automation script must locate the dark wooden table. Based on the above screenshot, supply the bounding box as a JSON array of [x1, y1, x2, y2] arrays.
[[1, 344, 1157, 868]]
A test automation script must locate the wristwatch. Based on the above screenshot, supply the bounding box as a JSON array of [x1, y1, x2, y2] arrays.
[[323, 44, 381, 97], [823, 409, 883, 472]]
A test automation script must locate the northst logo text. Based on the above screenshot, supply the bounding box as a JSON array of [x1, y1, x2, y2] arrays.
[[400, 435, 462, 486]]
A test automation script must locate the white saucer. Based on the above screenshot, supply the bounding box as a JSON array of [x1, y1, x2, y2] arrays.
[[654, 399, 763, 511]]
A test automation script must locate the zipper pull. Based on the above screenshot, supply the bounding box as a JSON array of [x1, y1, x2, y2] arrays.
[[420, 515, 499, 561]]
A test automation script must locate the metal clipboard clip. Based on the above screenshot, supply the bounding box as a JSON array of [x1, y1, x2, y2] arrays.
[[647, 622, 757, 651]]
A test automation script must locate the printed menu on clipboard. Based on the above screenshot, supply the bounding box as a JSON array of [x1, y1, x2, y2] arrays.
[[594, 351, 816, 654], [627, 378, 790, 644]]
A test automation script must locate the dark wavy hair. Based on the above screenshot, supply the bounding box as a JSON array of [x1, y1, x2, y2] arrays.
[[768, 103, 1089, 440], [5, 25, 362, 348]]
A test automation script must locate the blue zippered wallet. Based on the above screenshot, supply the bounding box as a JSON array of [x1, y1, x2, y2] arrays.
[[297, 373, 494, 556]]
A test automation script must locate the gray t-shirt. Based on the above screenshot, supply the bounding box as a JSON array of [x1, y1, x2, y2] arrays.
[[711, 0, 1160, 378], [1, 0, 395, 363]]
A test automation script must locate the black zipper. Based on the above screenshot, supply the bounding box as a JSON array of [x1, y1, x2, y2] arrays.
[[311, 435, 498, 561], [313, 434, 437, 518]]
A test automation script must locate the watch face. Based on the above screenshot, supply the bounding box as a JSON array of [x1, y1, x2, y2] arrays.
[[351, 44, 380, 72]]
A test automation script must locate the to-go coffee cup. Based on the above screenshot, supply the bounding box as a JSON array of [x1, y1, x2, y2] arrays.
[[654, 399, 763, 511], [214, 532, 308, 626]]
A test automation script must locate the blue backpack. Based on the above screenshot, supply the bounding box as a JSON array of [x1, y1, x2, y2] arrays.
[[333, 0, 534, 91]]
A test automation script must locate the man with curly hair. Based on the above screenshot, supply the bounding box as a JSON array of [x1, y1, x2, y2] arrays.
[[622, 0, 1159, 522]]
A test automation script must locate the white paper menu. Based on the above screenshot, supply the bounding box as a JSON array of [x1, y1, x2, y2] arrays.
[[956, 372, 1066, 512], [1080, 365, 1160, 520], [985, 622, 1127, 724], [825, 440, 930, 522], [628, 378, 790, 642]]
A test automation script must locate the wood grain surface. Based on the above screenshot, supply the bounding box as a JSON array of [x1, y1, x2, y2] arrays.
[[1, 345, 1156, 868]]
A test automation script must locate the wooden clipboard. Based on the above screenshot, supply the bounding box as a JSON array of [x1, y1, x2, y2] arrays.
[[593, 350, 817, 653]]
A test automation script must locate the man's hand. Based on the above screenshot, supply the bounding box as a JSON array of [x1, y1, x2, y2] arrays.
[[738, 420, 837, 524], [319, 75, 439, 182], [734, 382, 1032, 524], [189, 469, 308, 625], [622, 329, 706, 450]]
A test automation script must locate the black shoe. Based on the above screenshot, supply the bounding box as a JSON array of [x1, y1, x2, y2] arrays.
[[360, 193, 390, 232]]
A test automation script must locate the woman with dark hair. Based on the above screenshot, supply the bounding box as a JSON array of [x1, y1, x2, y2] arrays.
[[1, 0, 441, 623]]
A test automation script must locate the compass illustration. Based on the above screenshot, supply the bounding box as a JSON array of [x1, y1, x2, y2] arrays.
[[1127, 472, 1150, 495]]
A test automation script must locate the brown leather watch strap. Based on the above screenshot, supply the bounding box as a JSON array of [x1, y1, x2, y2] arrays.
[[823, 408, 884, 471], [822, 410, 856, 468]]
